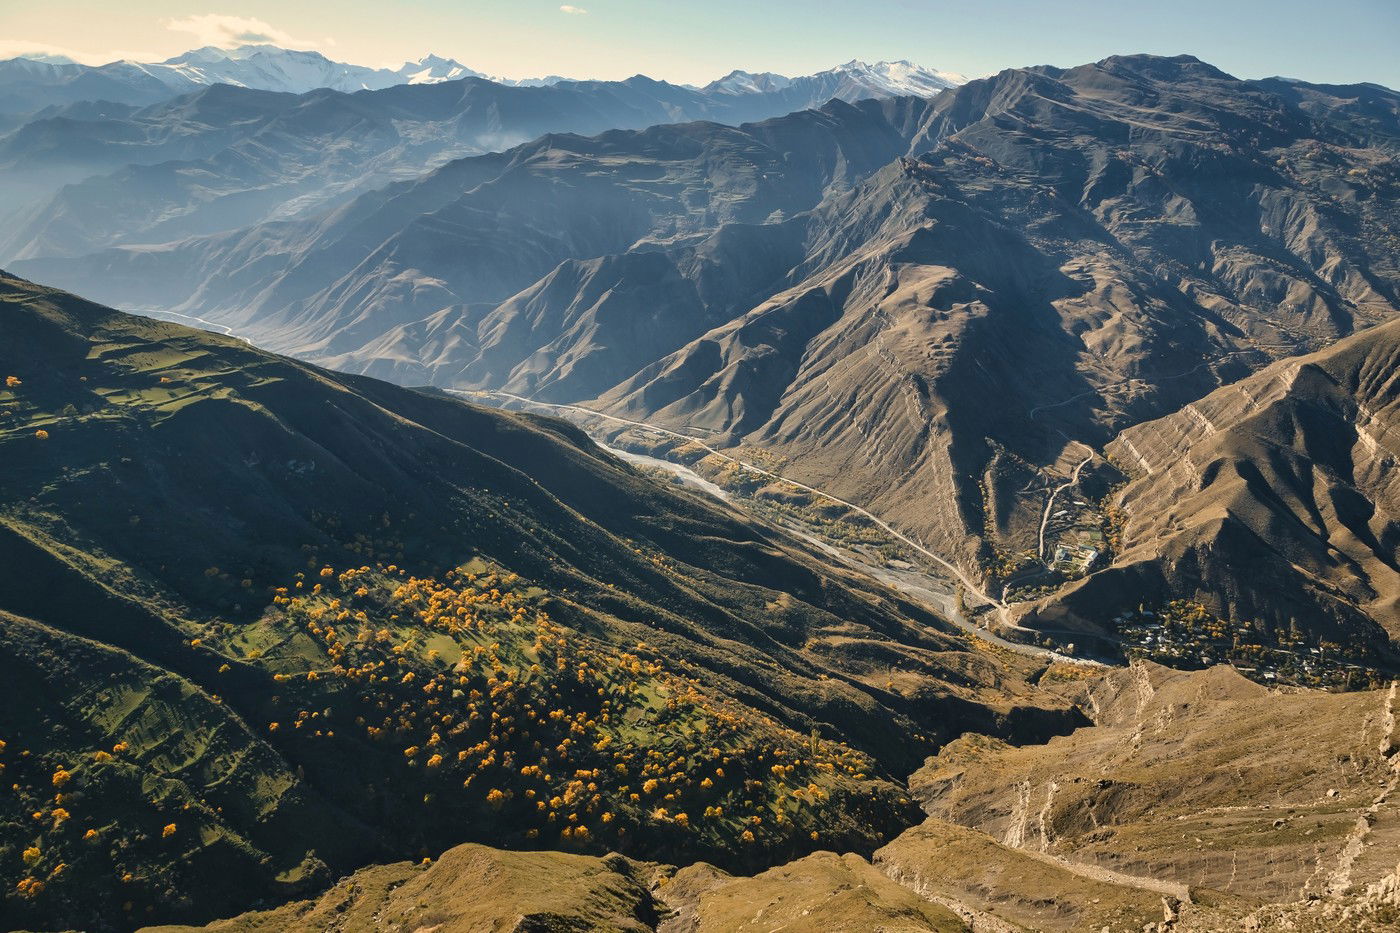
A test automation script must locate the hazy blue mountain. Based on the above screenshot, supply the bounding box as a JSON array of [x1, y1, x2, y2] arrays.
[[12, 95, 939, 361], [0, 45, 505, 117], [0, 60, 960, 259], [0, 46, 961, 120]]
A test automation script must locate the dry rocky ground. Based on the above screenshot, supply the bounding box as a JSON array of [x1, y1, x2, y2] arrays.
[[146, 662, 1400, 933]]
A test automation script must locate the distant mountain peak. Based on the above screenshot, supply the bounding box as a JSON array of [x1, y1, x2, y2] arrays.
[[165, 44, 330, 64], [161, 45, 232, 64], [703, 59, 963, 100], [705, 69, 794, 94], [13, 51, 78, 65], [1, 44, 966, 112], [395, 53, 484, 84], [411, 53, 459, 66], [825, 58, 967, 93]]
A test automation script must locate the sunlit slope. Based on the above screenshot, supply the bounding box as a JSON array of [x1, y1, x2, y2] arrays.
[[1021, 317, 1400, 658]]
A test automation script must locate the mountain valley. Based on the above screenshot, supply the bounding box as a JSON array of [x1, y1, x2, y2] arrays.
[[0, 271, 1082, 929], [1, 19, 1399, 932], [28, 53, 1396, 673]]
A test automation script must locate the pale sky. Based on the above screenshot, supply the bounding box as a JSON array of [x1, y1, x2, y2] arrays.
[[2, 0, 1397, 89]]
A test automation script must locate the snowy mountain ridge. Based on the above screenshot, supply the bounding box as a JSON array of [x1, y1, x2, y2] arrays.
[[2, 44, 963, 101], [703, 58, 965, 97]]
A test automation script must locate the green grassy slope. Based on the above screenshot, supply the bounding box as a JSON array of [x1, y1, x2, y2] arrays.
[[0, 272, 1077, 930]]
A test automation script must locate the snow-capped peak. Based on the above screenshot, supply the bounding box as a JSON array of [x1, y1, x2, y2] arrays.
[[395, 54, 486, 85], [824, 59, 966, 95], [13, 52, 78, 66], [704, 69, 794, 95], [703, 59, 964, 100], [0, 45, 965, 111], [145, 45, 392, 93]]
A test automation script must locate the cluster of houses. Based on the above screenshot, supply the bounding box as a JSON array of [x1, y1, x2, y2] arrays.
[[1113, 607, 1381, 689]]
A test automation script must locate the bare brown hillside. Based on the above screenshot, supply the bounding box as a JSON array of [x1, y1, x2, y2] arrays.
[[151, 663, 1400, 933], [1020, 316, 1400, 658], [599, 56, 1400, 578]]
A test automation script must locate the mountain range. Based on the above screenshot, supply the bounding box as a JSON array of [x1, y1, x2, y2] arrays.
[[17, 54, 1399, 662], [6, 273, 1400, 933], [0, 44, 962, 120], [0, 53, 961, 260], [3, 34, 1400, 933]]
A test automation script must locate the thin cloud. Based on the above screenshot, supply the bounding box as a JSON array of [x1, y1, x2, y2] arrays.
[[559, 5, 589, 14], [0, 40, 156, 66], [165, 14, 325, 51]]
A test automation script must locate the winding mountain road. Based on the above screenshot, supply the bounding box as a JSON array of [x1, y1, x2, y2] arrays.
[[138, 309, 251, 344], [1037, 443, 1096, 560], [452, 391, 1097, 661]]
